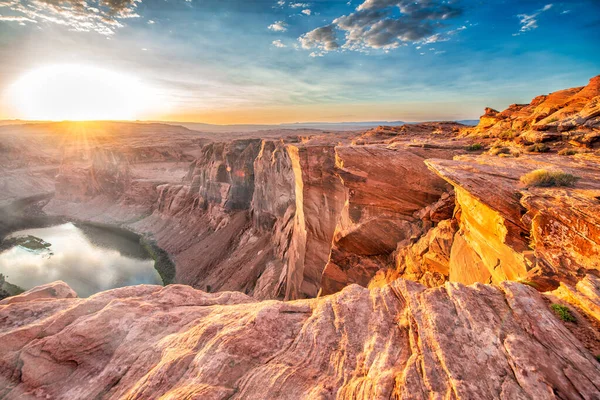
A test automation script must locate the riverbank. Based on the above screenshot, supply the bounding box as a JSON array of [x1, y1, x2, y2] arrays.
[[0, 195, 176, 297]]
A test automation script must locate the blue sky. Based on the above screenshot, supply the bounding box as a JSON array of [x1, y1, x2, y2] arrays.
[[0, 0, 598, 123]]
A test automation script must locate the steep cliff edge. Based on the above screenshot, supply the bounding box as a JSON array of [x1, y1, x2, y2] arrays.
[[425, 153, 600, 290], [320, 145, 452, 295], [372, 76, 600, 292]]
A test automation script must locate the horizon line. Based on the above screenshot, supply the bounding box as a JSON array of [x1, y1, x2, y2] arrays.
[[0, 117, 481, 127]]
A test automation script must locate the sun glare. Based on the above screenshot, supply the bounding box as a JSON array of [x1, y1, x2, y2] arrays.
[[9, 64, 159, 121]]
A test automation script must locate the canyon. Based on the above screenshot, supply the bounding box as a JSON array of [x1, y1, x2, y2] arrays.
[[1, 76, 600, 398]]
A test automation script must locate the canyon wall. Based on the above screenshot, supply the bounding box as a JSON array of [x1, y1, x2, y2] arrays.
[[128, 138, 456, 300], [41, 127, 461, 300]]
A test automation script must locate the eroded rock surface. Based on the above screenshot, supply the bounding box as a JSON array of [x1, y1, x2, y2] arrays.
[[1, 280, 600, 399], [421, 151, 600, 291], [372, 77, 600, 292], [467, 75, 600, 144]]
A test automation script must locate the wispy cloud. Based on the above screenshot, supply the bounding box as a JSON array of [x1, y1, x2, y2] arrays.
[[0, 14, 36, 24], [514, 4, 553, 35], [298, 0, 463, 55], [272, 39, 286, 48], [0, 0, 142, 35]]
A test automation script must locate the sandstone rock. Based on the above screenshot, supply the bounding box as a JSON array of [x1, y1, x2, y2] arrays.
[[425, 153, 600, 290], [1, 281, 599, 399], [354, 122, 462, 145], [521, 187, 600, 285], [370, 219, 457, 288], [467, 75, 600, 141], [551, 274, 600, 323], [0, 281, 76, 305], [126, 137, 459, 300], [321, 145, 452, 294]]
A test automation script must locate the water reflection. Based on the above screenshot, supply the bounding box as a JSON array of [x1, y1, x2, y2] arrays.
[[0, 223, 162, 297]]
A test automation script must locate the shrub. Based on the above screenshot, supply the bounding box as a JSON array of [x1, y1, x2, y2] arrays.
[[596, 355, 600, 363], [466, 143, 483, 152], [526, 143, 550, 153], [518, 280, 539, 289], [520, 169, 580, 188], [489, 146, 511, 156], [558, 148, 578, 156], [550, 304, 576, 323], [499, 130, 517, 140]]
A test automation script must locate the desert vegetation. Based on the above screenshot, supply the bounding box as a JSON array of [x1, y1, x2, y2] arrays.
[[526, 143, 550, 153], [520, 169, 579, 188], [550, 304, 576, 323]]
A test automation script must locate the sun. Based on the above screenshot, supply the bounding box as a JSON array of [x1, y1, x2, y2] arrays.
[[8, 64, 158, 121]]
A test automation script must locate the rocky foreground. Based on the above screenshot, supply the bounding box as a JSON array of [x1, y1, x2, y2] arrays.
[[1, 77, 600, 398], [1, 278, 600, 399]]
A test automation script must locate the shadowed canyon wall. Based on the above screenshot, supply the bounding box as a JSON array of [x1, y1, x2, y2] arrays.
[[41, 130, 458, 300]]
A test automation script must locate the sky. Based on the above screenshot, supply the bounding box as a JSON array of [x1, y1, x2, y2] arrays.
[[0, 0, 598, 124]]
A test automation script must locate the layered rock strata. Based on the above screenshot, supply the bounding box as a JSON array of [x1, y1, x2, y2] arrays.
[[1, 279, 600, 399]]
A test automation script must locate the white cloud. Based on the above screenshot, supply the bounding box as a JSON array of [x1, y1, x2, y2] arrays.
[[268, 20, 287, 32], [515, 4, 553, 35], [290, 2, 309, 8], [301, 9, 311, 16], [299, 25, 339, 51], [272, 39, 287, 48], [420, 34, 448, 44], [298, 0, 463, 54]]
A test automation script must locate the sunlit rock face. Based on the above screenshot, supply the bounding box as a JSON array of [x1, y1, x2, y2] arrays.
[[377, 152, 600, 292], [466, 75, 600, 144], [369, 77, 600, 292], [1, 279, 600, 399]]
